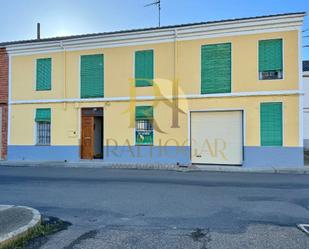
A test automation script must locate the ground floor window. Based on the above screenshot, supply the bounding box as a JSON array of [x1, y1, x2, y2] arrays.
[[35, 108, 51, 146], [135, 106, 153, 145], [136, 119, 153, 145], [260, 102, 283, 146], [36, 122, 51, 145]]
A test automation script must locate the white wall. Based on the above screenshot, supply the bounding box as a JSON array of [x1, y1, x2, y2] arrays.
[[304, 73, 309, 150]]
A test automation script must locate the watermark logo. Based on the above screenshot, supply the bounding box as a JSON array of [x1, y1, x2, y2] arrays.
[[102, 77, 229, 162], [122, 78, 187, 133]]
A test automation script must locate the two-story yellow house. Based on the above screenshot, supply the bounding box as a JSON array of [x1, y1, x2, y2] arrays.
[[3, 12, 306, 167]]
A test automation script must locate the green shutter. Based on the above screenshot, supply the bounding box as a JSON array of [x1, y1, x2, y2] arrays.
[[135, 50, 154, 87], [36, 58, 51, 91], [81, 54, 104, 98], [259, 39, 283, 72], [260, 102, 283, 146], [136, 106, 153, 120], [35, 108, 51, 122], [201, 43, 231, 94]]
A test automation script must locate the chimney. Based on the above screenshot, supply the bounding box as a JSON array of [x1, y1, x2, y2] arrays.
[[37, 23, 41, 40]]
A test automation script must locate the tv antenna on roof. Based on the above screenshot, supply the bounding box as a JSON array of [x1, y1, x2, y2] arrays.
[[145, 0, 161, 27]]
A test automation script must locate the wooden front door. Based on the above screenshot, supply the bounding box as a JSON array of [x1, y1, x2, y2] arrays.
[[81, 116, 94, 159]]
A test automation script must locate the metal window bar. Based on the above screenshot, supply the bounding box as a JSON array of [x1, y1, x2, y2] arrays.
[[259, 70, 283, 80], [37, 122, 50, 145], [136, 119, 153, 131]]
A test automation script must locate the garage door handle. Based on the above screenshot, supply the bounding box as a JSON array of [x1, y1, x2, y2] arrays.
[[196, 155, 202, 158]]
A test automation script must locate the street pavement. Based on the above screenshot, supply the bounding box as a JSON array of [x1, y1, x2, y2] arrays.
[[0, 166, 309, 248]]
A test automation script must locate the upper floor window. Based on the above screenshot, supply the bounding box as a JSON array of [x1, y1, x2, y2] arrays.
[[36, 58, 51, 91], [135, 50, 154, 87], [135, 106, 153, 145], [35, 108, 51, 145], [80, 54, 104, 98], [201, 43, 231, 94], [259, 39, 283, 80]]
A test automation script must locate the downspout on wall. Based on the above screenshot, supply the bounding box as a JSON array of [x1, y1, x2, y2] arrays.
[[172, 28, 179, 128], [60, 41, 67, 110]]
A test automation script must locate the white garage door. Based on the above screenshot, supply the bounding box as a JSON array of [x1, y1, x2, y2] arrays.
[[191, 111, 243, 165]]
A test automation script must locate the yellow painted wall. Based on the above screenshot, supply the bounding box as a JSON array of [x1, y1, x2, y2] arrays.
[[11, 30, 300, 101], [10, 95, 300, 147], [9, 30, 301, 148]]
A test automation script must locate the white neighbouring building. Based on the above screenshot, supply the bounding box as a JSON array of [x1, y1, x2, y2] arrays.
[[304, 61, 309, 151]]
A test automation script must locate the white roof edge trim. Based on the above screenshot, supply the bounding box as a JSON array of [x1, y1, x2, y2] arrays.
[[5, 13, 305, 54]]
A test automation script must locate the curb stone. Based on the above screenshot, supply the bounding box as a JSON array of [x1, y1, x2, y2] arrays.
[[0, 160, 309, 174], [0, 205, 41, 247]]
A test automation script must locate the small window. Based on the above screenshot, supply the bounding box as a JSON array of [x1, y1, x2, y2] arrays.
[[35, 108, 51, 145], [259, 39, 283, 80], [36, 58, 52, 91], [135, 106, 153, 145], [135, 50, 154, 87]]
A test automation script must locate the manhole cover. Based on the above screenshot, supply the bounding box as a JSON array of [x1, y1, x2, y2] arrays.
[[297, 224, 309, 235]]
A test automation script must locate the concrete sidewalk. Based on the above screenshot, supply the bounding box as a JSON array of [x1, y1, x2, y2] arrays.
[[0, 205, 41, 247], [0, 160, 309, 174]]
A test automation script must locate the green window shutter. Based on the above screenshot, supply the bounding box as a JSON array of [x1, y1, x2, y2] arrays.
[[259, 39, 283, 72], [136, 106, 153, 119], [201, 43, 231, 94], [260, 102, 283, 146], [135, 50, 154, 87], [35, 108, 51, 122], [81, 54, 104, 98], [36, 58, 51, 91]]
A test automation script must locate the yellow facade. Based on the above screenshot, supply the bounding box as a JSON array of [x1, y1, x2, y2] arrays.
[[10, 95, 300, 147], [7, 17, 304, 166], [11, 30, 300, 101], [10, 31, 301, 144]]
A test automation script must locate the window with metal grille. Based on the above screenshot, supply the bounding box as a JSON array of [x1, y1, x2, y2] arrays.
[[135, 106, 153, 145], [36, 122, 51, 145], [136, 119, 153, 145], [136, 119, 153, 131], [259, 39, 283, 80]]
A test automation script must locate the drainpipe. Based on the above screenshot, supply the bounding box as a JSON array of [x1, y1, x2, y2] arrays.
[[60, 41, 67, 110], [172, 28, 179, 128], [174, 29, 178, 82]]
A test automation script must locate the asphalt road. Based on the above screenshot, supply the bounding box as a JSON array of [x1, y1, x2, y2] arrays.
[[0, 166, 309, 249]]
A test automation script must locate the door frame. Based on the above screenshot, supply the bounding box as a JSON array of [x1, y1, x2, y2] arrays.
[[188, 108, 245, 166], [80, 107, 104, 160]]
